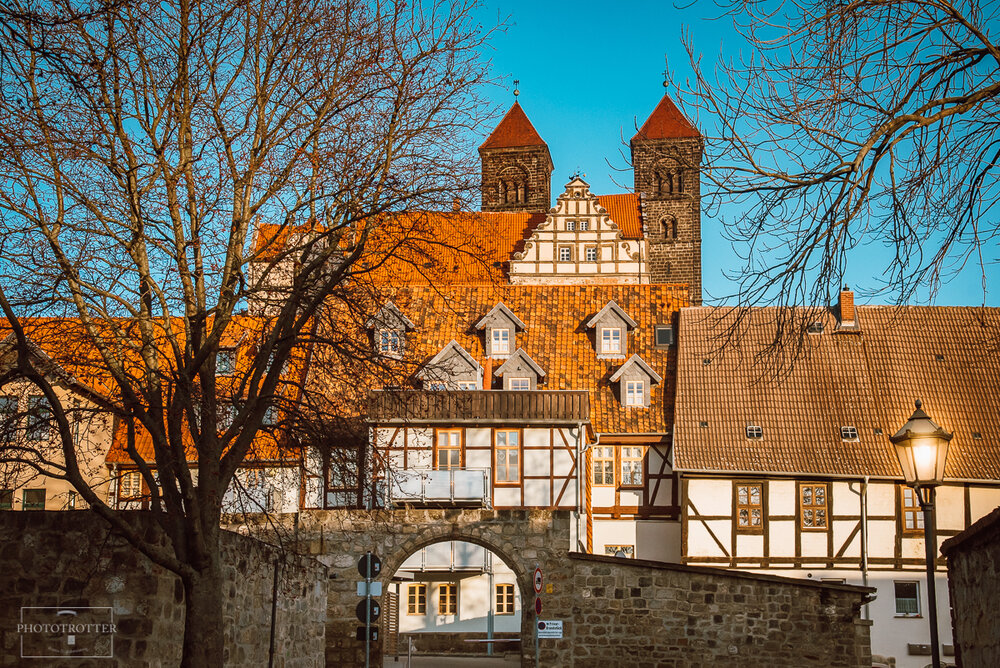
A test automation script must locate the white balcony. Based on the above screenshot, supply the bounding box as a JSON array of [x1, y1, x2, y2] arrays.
[[386, 468, 490, 507]]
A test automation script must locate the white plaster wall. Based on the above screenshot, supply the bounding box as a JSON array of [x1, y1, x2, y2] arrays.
[[688, 479, 732, 515], [523, 428, 550, 448], [686, 520, 730, 557], [593, 519, 636, 557], [636, 520, 681, 562], [769, 520, 795, 558], [523, 479, 549, 506], [466, 428, 491, 449]]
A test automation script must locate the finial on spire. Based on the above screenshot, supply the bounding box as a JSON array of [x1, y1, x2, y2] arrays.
[[513, 79, 520, 98], [662, 56, 669, 88]]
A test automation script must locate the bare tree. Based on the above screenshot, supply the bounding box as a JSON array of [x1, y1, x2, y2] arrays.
[[0, 0, 496, 662], [678, 0, 1000, 311]]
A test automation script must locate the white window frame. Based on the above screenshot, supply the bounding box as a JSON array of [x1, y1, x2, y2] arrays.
[[491, 328, 510, 355], [840, 425, 859, 441], [558, 246, 572, 262], [585, 246, 598, 262], [578, 220, 590, 231], [378, 329, 402, 356], [894, 580, 920, 617], [566, 220, 576, 231], [600, 327, 622, 354], [625, 380, 644, 406], [509, 377, 530, 391], [457, 381, 478, 390]]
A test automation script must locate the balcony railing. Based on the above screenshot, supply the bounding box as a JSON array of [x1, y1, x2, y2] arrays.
[[385, 468, 490, 508]]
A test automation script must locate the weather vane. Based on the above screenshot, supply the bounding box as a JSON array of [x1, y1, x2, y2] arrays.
[[513, 79, 520, 98]]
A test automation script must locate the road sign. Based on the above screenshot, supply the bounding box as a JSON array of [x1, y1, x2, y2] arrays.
[[355, 626, 379, 642], [356, 599, 381, 624], [356, 581, 383, 597], [534, 597, 542, 615], [358, 553, 382, 578], [533, 567, 543, 593], [537, 620, 563, 639]]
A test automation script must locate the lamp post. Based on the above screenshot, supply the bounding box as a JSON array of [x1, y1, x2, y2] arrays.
[[890, 400, 953, 668]]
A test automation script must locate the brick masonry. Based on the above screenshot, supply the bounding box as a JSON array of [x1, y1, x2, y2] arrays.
[[632, 136, 703, 304], [480, 146, 553, 213], [941, 505, 1000, 668], [0, 511, 327, 667]]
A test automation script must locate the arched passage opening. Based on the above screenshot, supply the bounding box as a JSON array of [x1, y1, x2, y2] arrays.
[[380, 532, 532, 666]]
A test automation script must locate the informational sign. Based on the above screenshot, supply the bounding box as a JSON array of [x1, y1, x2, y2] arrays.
[[356, 581, 383, 597], [537, 620, 563, 639], [534, 597, 542, 615], [533, 566, 543, 593], [358, 553, 382, 579], [356, 599, 381, 624]]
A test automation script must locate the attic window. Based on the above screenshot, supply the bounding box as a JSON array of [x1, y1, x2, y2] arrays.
[[217, 349, 236, 375], [702, 358, 712, 365], [972, 432, 983, 440], [807, 322, 824, 334], [874, 428, 883, 435], [654, 325, 674, 347], [378, 330, 402, 356], [745, 425, 763, 439], [841, 425, 859, 441], [935, 354, 945, 362], [699, 421, 709, 428]]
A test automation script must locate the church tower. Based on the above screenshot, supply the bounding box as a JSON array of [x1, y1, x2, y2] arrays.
[[479, 102, 553, 213], [631, 94, 703, 304]]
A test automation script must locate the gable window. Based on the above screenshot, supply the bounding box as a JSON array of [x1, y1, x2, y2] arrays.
[[585, 246, 598, 262], [495, 430, 520, 484], [22, 488, 46, 510], [894, 581, 920, 616], [457, 381, 477, 390], [579, 220, 590, 231], [509, 377, 530, 391], [592, 446, 614, 486], [438, 583, 457, 615], [600, 328, 622, 354], [435, 429, 462, 470], [217, 349, 236, 375], [407, 583, 427, 615], [901, 486, 924, 534], [558, 246, 572, 262], [736, 483, 764, 533], [566, 220, 576, 231], [840, 425, 859, 441], [620, 447, 644, 487], [26, 396, 50, 441], [491, 329, 510, 355], [800, 483, 829, 529], [625, 380, 644, 407], [0, 489, 13, 510], [495, 584, 515, 614], [745, 425, 763, 439], [378, 330, 402, 356]]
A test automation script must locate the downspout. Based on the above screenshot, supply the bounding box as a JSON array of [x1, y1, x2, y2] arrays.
[[860, 475, 870, 620], [582, 430, 602, 554], [575, 423, 584, 552]]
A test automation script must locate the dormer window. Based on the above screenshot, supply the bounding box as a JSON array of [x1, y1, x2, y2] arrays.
[[217, 349, 235, 375], [625, 380, 644, 406], [379, 330, 402, 356], [601, 328, 622, 354], [417, 340, 483, 390], [586, 301, 638, 359], [746, 425, 763, 439], [609, 355, 661, 408], [494, 349, 545, 391], [491, 329, 510, 355], [365, 301, 415, 360], [509, 378, 530, 391], [475, 303, 526, 359]]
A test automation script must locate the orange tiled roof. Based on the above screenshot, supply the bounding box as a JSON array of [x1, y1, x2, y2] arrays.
[[674, 306, 1000, 480], [326, 284, 689, 435], [479, 102, 547, 150], [632, 94, 700, 142], [596, 193, 642, 239]]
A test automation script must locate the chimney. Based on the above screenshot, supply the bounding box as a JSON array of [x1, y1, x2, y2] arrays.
[[836, 285, 859, 331]]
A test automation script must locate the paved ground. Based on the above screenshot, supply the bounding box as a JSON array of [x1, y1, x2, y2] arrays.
[[384, 654, 520, 667]]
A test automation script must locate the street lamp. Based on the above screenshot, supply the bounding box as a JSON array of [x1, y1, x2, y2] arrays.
[[890, 399, 953, 668]]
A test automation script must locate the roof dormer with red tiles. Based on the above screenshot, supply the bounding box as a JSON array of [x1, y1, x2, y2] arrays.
[[479, 102, 553, 213], [631, 93, 704, 304]]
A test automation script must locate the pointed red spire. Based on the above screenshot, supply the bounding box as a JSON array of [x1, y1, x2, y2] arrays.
[[479, 102, 547, 150], [632, 95, 699, 141]]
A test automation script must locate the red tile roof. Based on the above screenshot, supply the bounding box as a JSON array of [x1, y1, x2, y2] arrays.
[[317, 284, 690, 435], [596, 193, 642, 239], [479, 102, 548, 150], [632, 95, 700, 142], [674, 306, 1000, 481]]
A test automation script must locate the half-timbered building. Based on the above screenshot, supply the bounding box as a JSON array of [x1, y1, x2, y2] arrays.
[[673, 292, 1000, 666]]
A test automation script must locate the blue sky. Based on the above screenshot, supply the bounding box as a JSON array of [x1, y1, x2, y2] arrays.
[[474, 2, 999, 307]]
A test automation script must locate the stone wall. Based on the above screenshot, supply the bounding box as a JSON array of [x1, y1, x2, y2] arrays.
[[480, 146, 553, 213], [0, 511, 327, 667], [568, 553, 873, 668], [941, 505, 1000, 668]]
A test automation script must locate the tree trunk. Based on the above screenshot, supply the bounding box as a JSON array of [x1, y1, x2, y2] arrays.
[[180, 556, 225, 666]]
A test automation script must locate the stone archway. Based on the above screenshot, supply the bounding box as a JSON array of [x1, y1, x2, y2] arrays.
[[289, 508, 574, 667]]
